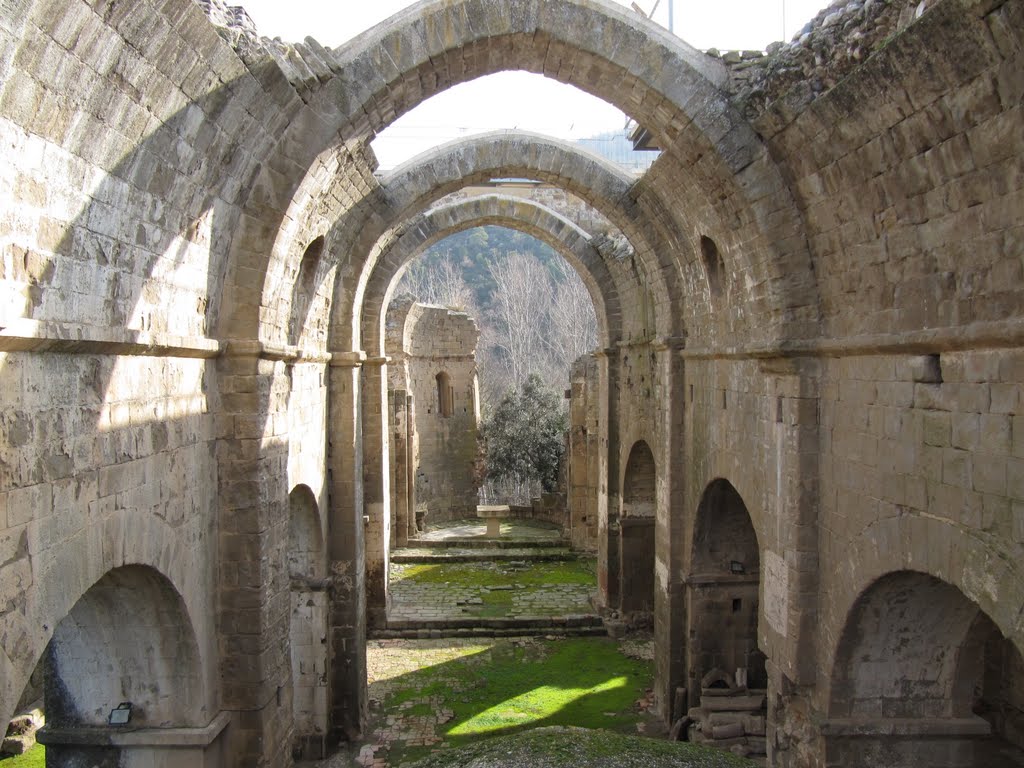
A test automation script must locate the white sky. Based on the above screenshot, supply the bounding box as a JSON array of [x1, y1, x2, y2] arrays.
[[237, 0, 831, 167]]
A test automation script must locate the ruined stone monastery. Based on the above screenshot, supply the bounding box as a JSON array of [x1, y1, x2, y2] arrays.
[[0, 0, 1022, 765]]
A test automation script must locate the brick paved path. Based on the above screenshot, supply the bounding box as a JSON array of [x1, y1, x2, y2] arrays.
[[388, 563, 596, 621]]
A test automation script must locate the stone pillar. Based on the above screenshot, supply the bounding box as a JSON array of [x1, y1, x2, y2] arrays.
[[654, 340, 688, 722], [568, 355, 600, 551], [361, 356, 391, 630], [596, 349, 620, 611], [406, 395, 417, 540], [216, 343, 294, 767], [390, 389, 410, 549], [759, 358, 822, 767], [326, 352, 367, 741]]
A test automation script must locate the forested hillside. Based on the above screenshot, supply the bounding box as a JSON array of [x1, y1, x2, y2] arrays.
[[401, 225, 562, 312]]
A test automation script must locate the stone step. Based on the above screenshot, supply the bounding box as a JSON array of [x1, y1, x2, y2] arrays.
[[391, 547, 577, 563], [406, 537, 570, 550], [370, 615, 606, 640]]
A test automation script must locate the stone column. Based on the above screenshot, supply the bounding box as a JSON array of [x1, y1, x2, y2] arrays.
[[654, 339, 688, 722], [216, 343, 294, 767], [390, 389, 410, 549], [326, 351, 367, 741], [361, 356, 391, 630], [596, 349, 620, 611], [759, 358, 822, 767]]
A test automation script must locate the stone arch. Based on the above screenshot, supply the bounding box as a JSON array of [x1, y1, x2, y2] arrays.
[[247, 0, 817, 349], [825, 570, 1024, 765], [44, 565, 205, 729], [686, 479, 765, 703], [335, 133, 667, 350], [359, 193, 620, 355], [288, 484, 330, 758], [616, 440, 657, 619]]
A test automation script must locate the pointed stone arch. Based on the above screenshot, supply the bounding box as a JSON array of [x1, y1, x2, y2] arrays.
[[358, 193, 621, 355], [332, 133, 670, 350], [245, 0, 818, 349]]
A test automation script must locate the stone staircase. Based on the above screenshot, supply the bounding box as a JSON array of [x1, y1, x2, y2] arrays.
[[372, 525, 606, 640]]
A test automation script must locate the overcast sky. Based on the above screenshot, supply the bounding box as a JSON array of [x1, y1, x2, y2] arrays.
[[236, 0, 831, 167]]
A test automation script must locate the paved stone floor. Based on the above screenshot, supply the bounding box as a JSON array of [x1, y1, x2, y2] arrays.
[[388, 519, 596, 623], [388, 563, 596, 621]]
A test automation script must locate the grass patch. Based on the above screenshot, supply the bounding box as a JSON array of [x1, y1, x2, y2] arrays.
[[374, 637, 650, 766], [0, 744, 45, 768], [392, 558, 596, 588], [404, 727, 758, 768]]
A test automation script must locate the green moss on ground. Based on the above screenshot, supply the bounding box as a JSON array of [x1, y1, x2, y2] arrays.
[[378, 637, 650, 766], [404, 727, 758, 768], [392, 558, 596, 587], [0, 744, 45, 768]]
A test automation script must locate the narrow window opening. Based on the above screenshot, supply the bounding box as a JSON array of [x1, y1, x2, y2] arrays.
[[297, 236, 325, 297], [732, 598, 742, 613], [776, 396, 784, 423], [436, 372, 453, 418], [700, 235, 725, 299]]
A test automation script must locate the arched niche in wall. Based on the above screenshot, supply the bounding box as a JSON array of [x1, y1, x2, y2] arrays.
[[618, 440, 657, 620], [686, 479, 765, 707], [43, 565, 205, 730], [287, 484, 329, 759], [825, 570, 1024, 767], [31, 564, 224, 767]]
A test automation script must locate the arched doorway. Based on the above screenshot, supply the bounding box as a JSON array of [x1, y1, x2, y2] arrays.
[[685, 479, 764, 706], [617, 441, 656, 621], [826, 571, 1024, 767], [288, 484, 330, 759]]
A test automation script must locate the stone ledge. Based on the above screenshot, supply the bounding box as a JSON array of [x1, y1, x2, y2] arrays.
[[37, 711, 231, 748], [0, 320, 221, 358], [685, 573, 760, 587], [679, 319, 1024, 360], [223, 340, 331, 363]]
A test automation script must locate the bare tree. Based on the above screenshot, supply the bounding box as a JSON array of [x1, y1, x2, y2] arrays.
[[398, 252, 476, 311], [488, 251, 555, 389], [546, 259, 598, 368]]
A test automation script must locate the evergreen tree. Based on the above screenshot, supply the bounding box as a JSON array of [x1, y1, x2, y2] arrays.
[[483, 374, 568, 493]]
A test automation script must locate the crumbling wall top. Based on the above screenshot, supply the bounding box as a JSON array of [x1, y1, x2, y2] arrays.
[[719, 0, 941, 119]]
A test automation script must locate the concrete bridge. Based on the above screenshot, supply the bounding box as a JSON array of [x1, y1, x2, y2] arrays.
[[0, 0, 1022, 765]]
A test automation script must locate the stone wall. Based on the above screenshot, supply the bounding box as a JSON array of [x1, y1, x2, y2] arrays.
[[567, 354, 601, 551], [1, 0, 1022, 766], [386, 301, 481, 528]]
